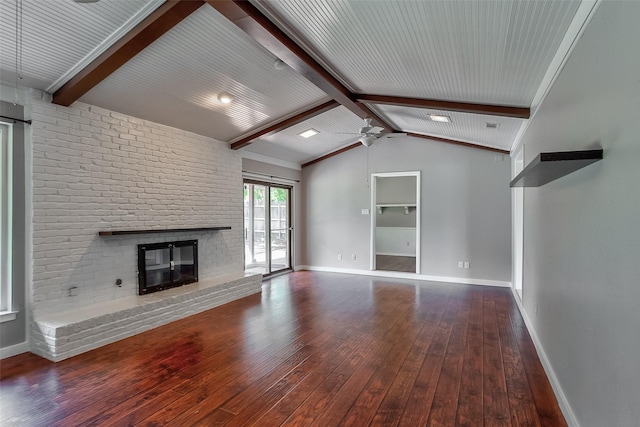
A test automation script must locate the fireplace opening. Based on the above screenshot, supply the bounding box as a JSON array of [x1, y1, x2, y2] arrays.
[[138, 240, 198, 295]]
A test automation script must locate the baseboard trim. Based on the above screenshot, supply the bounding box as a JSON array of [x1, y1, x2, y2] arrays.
[[295, 265, 510, 288], [510, 288, 580, 427], [0, 341, 29, 359]]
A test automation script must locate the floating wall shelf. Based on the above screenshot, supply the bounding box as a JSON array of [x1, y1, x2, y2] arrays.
[[510, 149, 603, 188], [98, 226, 231, 236]]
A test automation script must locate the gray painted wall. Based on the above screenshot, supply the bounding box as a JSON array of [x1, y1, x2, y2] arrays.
[[0, 101, 27, 349], [515, 2, 640, 426], [301, 137, 511, 282]]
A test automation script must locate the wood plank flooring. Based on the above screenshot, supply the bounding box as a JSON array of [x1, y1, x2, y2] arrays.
[[0, 271, 566, 426], [376, 255, 416, 273]]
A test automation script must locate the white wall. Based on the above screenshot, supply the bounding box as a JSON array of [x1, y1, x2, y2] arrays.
[[514, 2, 640, 426], [301, 137, 511, 283], [375, 227, 416, 256], [30, 101, 244, 316]]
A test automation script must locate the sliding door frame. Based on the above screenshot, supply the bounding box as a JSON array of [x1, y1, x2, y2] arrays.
[[243, 178, 293, 277]]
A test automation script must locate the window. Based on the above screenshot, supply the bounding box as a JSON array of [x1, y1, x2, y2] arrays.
[[0, 121, 12, 315]]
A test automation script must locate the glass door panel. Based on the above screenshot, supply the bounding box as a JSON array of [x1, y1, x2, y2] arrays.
[[244, 181, 291, 276], [270, 186, 290, 272], [244, 183, 268, 274]]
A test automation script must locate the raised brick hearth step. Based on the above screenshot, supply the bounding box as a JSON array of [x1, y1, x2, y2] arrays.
[[31, 272, 262, 361]]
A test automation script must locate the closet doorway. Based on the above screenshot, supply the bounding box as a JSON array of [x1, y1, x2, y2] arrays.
[[243, 180, 292, 276], [370, 172, 421, 274]]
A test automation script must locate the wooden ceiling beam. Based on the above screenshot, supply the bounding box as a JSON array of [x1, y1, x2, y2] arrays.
[[301, 133, 509, 168], [405, 132, 510, 155], [52, 0, 205, 106], [301, 142, 362, 168], [205, 0, 394, 132], [230, 100, 339, 150], [355, 94, 530, 119]]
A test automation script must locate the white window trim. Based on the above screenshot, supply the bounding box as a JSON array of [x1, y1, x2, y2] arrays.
[[0, 121, 13, 320]]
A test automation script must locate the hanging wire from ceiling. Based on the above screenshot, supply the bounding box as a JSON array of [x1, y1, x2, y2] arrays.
[[14, 0, 24, 105]]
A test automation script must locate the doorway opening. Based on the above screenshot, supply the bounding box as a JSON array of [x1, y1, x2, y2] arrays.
[[370, 172, 421, 274], [243, 180, 292, 277]]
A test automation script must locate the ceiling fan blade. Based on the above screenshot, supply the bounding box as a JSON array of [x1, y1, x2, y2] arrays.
[[369, 126, 384, 134], [335, 131, 359, 135]]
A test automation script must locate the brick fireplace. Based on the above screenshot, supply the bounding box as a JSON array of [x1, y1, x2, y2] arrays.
[[28, 100, 255, 360]]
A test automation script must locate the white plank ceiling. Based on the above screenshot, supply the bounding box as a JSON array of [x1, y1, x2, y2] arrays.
[[370, 104, 524, 152], [0, 0, 595, 165], [254, 0, 581, 105], [0, 0, 159, 90], [249, 105, 366, 164], [79, 5, 330, 142]]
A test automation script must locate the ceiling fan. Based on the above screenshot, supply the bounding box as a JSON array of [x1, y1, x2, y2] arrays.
[[338, 118, 405, 147]]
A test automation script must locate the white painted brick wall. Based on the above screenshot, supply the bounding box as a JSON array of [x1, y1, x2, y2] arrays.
[[30, 101, 245, 316]]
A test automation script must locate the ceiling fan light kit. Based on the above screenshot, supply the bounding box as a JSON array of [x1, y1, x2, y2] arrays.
[[360, 136, 377, 147]]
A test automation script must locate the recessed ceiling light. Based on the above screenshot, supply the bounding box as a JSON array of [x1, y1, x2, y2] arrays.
[[429, 114, 451, 123], [298, 128, 319, 138], [218, 93, 233, 104]]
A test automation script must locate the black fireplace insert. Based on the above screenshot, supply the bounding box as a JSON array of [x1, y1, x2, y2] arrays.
[[138, 240, 198, 295]]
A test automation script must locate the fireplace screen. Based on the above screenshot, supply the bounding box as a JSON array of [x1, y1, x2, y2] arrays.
[[138, 240, 198, 295]]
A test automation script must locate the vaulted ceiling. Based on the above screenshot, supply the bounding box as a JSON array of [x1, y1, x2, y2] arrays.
[[0, 0, 595, 166]]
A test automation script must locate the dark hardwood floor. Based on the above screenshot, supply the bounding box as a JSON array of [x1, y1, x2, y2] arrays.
[[0, 271, 566, 426], [376, 255, 417, 273]]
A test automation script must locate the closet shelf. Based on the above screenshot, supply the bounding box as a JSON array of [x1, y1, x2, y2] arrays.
[[376, 204, 416, 215]]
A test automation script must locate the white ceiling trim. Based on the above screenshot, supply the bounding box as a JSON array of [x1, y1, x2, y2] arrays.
[[240, 150, 302, 171], [511, 0, 603, 153], [45, 0, 166, 94]]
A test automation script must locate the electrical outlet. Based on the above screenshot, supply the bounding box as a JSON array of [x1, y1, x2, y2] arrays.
[[338, 254, 342, 261], [464, 261, 470, 269], [352, 254, 357, 260], [458, 261, 464, 268]]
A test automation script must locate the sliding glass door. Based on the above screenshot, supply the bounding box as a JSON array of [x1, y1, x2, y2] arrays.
[[243, 181, 291, 276]]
